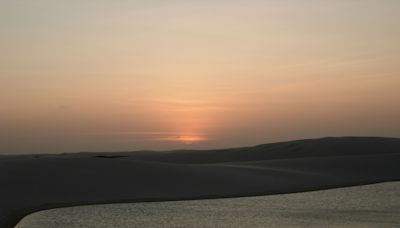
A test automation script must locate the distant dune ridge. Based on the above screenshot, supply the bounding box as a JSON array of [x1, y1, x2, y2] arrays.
[[1, 137, 400, 228]]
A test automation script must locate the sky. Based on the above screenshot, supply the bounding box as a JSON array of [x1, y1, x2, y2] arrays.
[[1, 0, 400, 154]]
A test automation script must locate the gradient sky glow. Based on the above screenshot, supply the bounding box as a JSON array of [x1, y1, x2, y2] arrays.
[[1, 0, 400, 154]]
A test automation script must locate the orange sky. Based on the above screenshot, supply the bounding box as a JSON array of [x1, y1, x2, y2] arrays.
[[1, 1, 400, 154]]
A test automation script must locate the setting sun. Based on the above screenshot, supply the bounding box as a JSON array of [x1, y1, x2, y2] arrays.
[[1, 0, 399, 154], [159, 135, 206, 144]]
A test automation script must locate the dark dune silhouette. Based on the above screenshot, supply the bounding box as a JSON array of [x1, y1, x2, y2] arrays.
[[1, 137, 400, 227]]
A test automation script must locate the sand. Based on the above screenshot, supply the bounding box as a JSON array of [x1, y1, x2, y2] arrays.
[[1, 137, 400, 227]]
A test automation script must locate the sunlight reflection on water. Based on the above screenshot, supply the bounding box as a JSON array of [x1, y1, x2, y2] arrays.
[[18, 182, 400, 228]]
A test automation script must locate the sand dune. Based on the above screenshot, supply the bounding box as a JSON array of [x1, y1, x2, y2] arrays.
[[1, 137, 400, 227]]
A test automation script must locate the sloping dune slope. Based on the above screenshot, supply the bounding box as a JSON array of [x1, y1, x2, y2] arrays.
[[1, 137, 400, 227]]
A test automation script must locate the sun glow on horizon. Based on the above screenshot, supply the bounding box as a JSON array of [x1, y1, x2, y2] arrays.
[[1, 1, 400, 154], [143, 96, 218, 145], [159, 135, 207, 144]]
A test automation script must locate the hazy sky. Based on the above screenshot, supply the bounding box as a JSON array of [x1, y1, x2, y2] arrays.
[[1, 0, 400, 154]]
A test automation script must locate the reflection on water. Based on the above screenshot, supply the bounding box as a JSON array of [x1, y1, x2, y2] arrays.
[[17, 182, 400, 228]]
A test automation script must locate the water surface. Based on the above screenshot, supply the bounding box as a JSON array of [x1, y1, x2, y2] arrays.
[[17, 182, 400, 228]]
